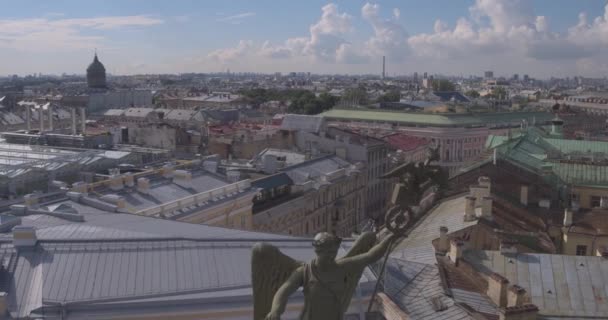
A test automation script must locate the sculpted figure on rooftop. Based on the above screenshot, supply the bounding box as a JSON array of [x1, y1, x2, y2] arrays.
[[251, 211, 407, 320]]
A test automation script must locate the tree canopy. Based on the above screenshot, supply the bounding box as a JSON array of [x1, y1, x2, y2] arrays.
[[465, 90, 480, 98], [238, 88, 339, 115], [432, 79, 456, 92], [377, 89, 401, 103]]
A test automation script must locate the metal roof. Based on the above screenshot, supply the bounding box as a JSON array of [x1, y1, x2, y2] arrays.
[[280, 114, 325, 133], [376, 257, 474, 320], [2, 238, 374, 318], [464, 250, 608, 318], [393, 196, 478, 264], [322, 109, 553, 127]]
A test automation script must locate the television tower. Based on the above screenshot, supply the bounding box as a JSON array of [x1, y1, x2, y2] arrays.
[[382, 56, 386, 79]]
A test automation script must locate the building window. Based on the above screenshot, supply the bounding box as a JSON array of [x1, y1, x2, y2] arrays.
[[576, 245, 587, 256], [591, 196, 601, 208], [241, 215, 246, 228]]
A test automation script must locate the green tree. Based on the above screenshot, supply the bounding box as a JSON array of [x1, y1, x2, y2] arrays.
[[377, 90, 401, 103], [490, 87, 508, 100], [465, 90, 480, 98], [342, 87, 369, 105], [432, 79, 455, 92]]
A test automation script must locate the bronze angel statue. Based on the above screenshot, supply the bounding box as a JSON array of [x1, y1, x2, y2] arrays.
[[251, 211, 408, 320], [381, 145, 447, 207]]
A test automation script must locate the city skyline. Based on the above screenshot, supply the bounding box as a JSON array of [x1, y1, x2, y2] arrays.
[[2, 0, 608, 77]]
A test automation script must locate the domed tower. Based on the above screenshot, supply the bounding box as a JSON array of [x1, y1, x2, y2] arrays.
[[86, 53, 107, 89]]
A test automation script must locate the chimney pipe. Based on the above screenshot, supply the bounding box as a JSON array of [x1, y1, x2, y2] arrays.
[[563, 208, 573, 227], [507, 285, 527, 307], [437, 226, 449, 254], [464, 196, 477, 221], [137, 177, 150, 194], [488, 272, 509, 308], [481, 196, 493, 220], [448, 239, 464, 264]]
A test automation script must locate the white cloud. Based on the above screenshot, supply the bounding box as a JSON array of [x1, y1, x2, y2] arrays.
[[258, 4, 365, 63], [207, 40, 254, 63], [361, 3, 410, 61], [217, 12, 256, 24], [0, 15, 163, 51], [393, 8, 400, 20]]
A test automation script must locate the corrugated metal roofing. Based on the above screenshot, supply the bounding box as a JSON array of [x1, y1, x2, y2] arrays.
[[393, 196, 478, 264], [377, 258, 474, 320], [2, 238, 372, 318], [464, 250, 608, 318]]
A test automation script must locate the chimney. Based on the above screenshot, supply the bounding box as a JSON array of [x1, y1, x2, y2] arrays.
[[436, 226, 450, 254], [519, 184, 529, 206], [448, 239, 464, 264], [13, 226, 37, 249], [481, 196, 493, 220], [488, 273, 509, 308], [464, 196, 477, 221], [124, 173, 135, 187], [137, 177, 150, 194], [469, 185, 489, 206], [0, 292, 7, 317], [601, 196, 608, 209], [174, 170, 192, 181], [161, 164, 175, 178], [499, 304, 539, 320], [507, 285, 527, 307], [72, 181, 88, 194], [23, 193, 38, 207], [563, 208, 573, 227], [478, 176, 491, 192], [108, 174, 124, 191], [500, 239, 518, 255]]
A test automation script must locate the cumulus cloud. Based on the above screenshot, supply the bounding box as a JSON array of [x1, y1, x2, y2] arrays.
[[258, 4, 368, 63], [362, 3, 410, 61], [0, 15, 163, 51], [207, 40, 253, 63]]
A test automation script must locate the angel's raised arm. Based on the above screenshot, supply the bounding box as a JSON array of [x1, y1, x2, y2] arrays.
[[338, 233, 396, 270]]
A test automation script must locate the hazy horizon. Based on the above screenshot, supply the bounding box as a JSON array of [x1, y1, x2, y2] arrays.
[[2, 0, 608, 78]]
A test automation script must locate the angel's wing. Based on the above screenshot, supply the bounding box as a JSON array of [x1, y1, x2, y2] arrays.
[[338, 232, 377, 313], [251, 243, 303, 320]]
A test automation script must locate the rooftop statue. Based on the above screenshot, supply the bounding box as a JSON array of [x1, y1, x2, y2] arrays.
[[252, 209, 408, 320], [381, 145, 446, 207]]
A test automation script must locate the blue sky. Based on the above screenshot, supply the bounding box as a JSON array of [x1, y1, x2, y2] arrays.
[[1, 0, 607, 77]]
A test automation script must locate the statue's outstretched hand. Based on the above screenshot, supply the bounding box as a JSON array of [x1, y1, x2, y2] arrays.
[[265, 311, 281, 320]]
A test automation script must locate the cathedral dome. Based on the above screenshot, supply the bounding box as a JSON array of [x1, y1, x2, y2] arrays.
[[86, 53, 107, 89]]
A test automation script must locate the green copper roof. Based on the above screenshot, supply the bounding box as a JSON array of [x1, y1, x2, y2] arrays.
[[321, 108, 553, 127], [544, 138, 608, 154], [488, 130, 608, 187]]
